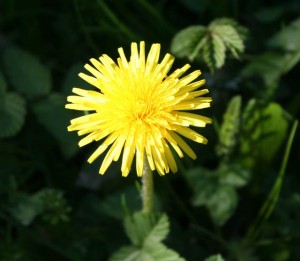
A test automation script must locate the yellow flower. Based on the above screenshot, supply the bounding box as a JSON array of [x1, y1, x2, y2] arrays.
[[66, 41, 212, 177]]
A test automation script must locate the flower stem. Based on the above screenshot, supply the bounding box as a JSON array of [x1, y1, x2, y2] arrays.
[[142, 159, 153, 213]]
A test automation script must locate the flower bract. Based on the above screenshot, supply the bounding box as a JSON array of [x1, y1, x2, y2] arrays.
[[66, 41, 212, 176]]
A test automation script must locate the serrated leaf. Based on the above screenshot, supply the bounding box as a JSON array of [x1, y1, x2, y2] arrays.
[[0, 92, 26, 138], [186, 168, 238, 225], [144, 243, 185, 261], [32, 93, 79, 158], [240, 101, 289, 168], [212, 34, 226, 67], [110, 243, 185, 261], [210, 18, 248, 40], [214, 25, 244, 58], [109, 245, 140, 261], [170, 25, 208, 61], [144, 214, 169, 246], [205, 254, 225, 261], [216, 95, 241, 157], [203, 33, 226, 72], [124, 212, 169, 246], [3, 46, 51, 99]]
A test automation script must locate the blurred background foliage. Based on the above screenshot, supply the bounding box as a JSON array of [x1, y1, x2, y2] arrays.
[[0, 0, 300, 260]]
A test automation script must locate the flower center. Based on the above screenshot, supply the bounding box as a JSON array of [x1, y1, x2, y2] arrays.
[[134, 99, 149, 121]]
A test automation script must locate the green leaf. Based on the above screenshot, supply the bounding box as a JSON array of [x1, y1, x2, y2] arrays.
[[62, 63, 91, 95], [124, 212, 169, 246], [205, 254, 226, 261], [214, 25, 244, 58], [268, 18, 300, 52], [242, 19, 300, 99], [171, 18, 247, 72], [242, 52, 300, 99], [112, 212, 184, 261], [9, 189, 70, 226], [0, 72, 7, 111], [36, 189, 71, 225], [186, 168, 238, 225], [32, 93, 79, 158], [171, 25, 207, 61], [110, 243, 185, 261], [109, 245, 140, 261], [191, 181, 238, 226], [143, 214, 169, 246], [216, 95, 241, 157], [218, 164, 250, 188], [3, 46, 51, 99], [203, 33, 226, 72], [100, 186, 141, 220], [144, 243, 185, 261], [212, 33, 226, 68], [240, 101, 289, 168], [209, 18, 248, 40], [10, 193, 44, 226], [0, 92, 26, 138]]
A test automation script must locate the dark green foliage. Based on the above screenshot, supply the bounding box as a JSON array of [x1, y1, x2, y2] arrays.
[[205, 254, 225, 261], [0, 0, 300, 260], [110, 212, 185, 261], [171, 18, 247, 72], [3, 46, 52, 100]]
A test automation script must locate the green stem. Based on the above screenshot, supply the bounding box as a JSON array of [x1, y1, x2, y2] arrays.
[[96, 0, 137, 40], [142, 159, 153, 213], [246, 120, 298, 241]]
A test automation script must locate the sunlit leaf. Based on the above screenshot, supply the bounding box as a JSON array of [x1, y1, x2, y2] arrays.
[[213, 25, 244, 58], [170, 26, 207, 61], [171, 18, 247, 72], [110, 243, 185, 261], [124, 212, 169, 246], [203, 33, 226, 72], [109, 245, 140, 261], [205, 254, 225, 261]]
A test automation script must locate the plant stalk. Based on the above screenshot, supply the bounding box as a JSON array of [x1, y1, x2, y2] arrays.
[[142, 159, 153, 213]]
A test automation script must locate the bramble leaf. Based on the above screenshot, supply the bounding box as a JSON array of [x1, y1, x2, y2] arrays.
[[170, 25, 207, 61], [124, 212, 169, 246]]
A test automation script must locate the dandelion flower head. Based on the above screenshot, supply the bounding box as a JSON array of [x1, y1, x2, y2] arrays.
[[66, 41, 212, 177]]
